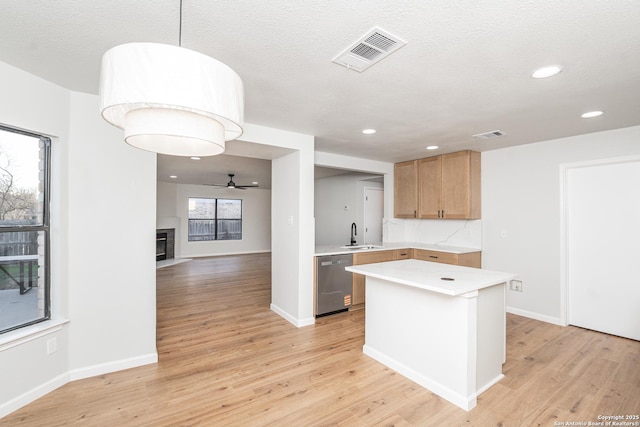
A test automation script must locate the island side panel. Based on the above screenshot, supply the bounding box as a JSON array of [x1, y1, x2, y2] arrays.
[[475, 283, 506, 394], [363, 276, 479, 410]]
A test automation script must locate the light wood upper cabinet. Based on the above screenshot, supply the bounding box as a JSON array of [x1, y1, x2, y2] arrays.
[[395, 150, 481, 219], [417, 156, 442, 218], [394, 160, 418, 218], [439, 151, 481, 219]]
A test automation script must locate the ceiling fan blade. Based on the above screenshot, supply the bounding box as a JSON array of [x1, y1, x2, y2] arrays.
[[203, 174, 258, 189]]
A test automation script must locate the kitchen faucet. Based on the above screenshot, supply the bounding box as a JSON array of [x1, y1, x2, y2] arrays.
[[350, 222, 357, 246]]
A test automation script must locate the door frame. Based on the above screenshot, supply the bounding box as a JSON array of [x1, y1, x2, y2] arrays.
[[559, 154, 640, 327], [363, 186, 384, 244]]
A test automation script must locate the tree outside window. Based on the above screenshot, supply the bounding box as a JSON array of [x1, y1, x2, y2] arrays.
[[0, 126, 50, 334]]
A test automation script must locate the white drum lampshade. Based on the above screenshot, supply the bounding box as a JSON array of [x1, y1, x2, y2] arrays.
[[99, 43, 244, 156]]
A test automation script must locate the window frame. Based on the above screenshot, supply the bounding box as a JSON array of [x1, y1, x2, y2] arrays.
[[187, 197, 242, 242], [0, 125, 51, 334]]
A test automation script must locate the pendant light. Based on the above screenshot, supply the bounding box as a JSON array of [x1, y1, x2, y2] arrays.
[[99, 0, 244, 156]]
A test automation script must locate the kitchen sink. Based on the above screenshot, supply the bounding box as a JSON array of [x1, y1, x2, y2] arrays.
[[339, 245, 383, 250]]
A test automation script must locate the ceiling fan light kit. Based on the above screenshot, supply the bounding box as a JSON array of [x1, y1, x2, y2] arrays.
[[209, 174, 258, 190], [98, 1, 244, 157]]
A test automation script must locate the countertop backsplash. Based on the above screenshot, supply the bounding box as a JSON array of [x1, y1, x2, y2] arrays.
[[384, 218, 482, 249]]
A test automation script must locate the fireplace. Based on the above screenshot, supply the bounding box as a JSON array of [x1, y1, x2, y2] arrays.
[[156, 229, 175, 261]]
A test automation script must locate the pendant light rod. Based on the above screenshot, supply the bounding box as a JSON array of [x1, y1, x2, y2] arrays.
[[178, 0, 183, 47]]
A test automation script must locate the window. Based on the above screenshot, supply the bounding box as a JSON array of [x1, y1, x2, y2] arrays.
[[188, 198, 242, 241], [0, 125, 50, 334]]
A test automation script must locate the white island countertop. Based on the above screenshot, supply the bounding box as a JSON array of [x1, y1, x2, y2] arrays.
[[346, 259, 516, 296]]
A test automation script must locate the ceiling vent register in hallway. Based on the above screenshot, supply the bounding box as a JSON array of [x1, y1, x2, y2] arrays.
[[472, 130, 506, 140], [332, 27, 407, 72]]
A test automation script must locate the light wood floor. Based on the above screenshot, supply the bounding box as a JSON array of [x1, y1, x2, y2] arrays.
[[2, 253, 639, 426]]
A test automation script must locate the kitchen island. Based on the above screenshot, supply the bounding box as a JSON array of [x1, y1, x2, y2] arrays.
[[346, 259, 516, 411]]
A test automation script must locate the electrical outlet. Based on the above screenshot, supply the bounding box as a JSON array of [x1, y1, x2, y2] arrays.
[[510, 280, 523, 292], [46, 337, 57, 355]]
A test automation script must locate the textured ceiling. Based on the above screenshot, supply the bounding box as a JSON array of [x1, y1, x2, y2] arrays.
[[1, 0, 639, 184]]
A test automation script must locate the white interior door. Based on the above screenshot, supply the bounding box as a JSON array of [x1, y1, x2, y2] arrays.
[[364, 187, 384, 244], [566, 158, 640, 341]]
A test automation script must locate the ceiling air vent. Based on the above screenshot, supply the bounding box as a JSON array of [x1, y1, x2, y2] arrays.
[[472, 130, 506, 140], [332, 27, 407, 72]]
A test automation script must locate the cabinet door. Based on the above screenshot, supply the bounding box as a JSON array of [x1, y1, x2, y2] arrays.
[[352, 250, 398, 306], [413, 249, 481, 268], [418, 156, 442, 218], [413, 249, 458, 265], [353, 250, 397, 265], [456, 252, 481, 268], [395, 248, 412, 259], [352, 274, 366, 306], [394, 160, 418, 218], [441, 151, 481, 219]]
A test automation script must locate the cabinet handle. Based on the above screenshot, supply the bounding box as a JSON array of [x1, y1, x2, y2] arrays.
[[429, 255, 438, 259], [414, 210, 417, 218]]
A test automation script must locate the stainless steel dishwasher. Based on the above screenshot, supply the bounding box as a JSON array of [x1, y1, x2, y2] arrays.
[[316, 253, 353, 316]]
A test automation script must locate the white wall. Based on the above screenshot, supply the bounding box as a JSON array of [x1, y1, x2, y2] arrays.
[[315, 152, 394, 215], [482, 126, 640, 324], [242, 124, 315, 327], [314, 173, 383, 246], [66, 92, 157, 372], [0, 61, 71, 416], [0, 61, 157, 417], [157, 181, 271, 257], [156, 181, 181, 246], [271, 151, 303, 323], [315, 151, 394, 242]]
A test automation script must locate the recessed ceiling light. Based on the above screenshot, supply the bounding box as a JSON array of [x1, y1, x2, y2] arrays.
[[426, 145, 439, 150], [169, 175, 177, 179], [190, 156, 201, 160], [362, 129, 376, 135], [581, 110, 604, 118], [531, 65, 563, 79]]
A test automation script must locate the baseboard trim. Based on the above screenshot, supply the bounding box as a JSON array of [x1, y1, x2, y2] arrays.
[[507, 306, 565, 326], [363, 344, 476, 411], [187, 250, 272, 258], [68, 352, 158, 381], [0, 372, 69, 419], [0, 353, 158, 419], [270, 304, 315, 328]]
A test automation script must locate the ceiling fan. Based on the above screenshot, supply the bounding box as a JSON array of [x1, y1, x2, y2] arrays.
[[207, 174, 258, 190]]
